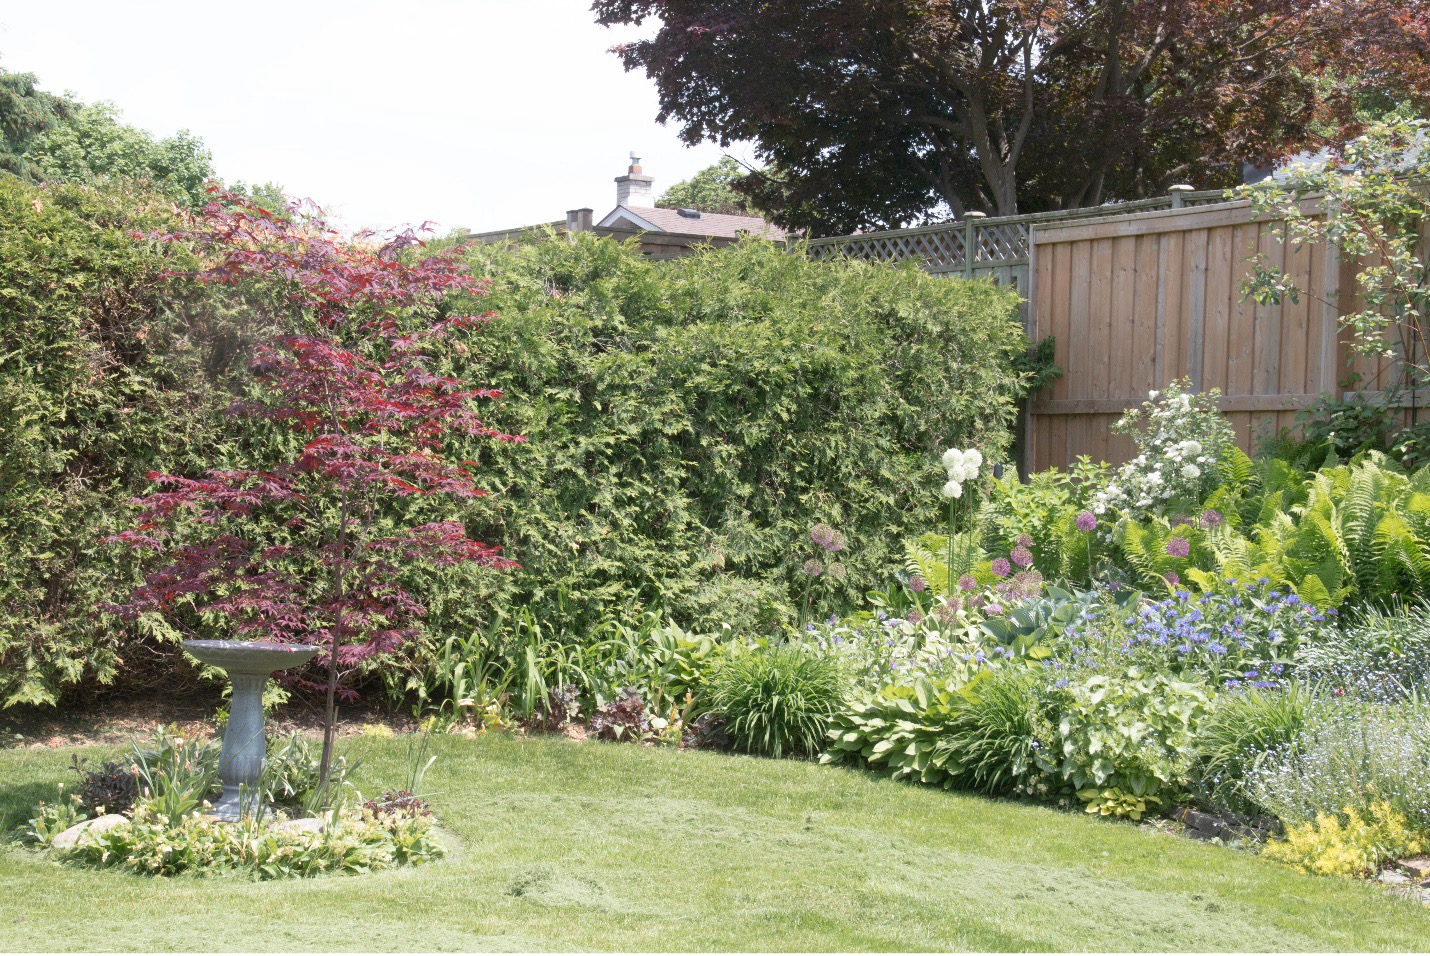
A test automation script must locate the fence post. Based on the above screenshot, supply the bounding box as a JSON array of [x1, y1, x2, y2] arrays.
[[963, 211, 986, 278], [1168, 184, 1194, 209]]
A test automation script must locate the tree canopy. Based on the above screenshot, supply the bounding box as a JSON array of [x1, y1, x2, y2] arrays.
[[0, 64, 267, 208], [657, 157, 759, 216], [594, 0, 1430, 233]]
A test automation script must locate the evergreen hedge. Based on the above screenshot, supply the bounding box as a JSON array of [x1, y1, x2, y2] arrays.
[[0, 181, 1029, 708]]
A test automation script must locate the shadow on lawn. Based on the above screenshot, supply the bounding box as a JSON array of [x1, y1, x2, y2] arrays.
[[0, 780, 62, 837]]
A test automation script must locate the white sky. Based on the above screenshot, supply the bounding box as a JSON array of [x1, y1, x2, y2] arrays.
[[0, 0, 751, 232]]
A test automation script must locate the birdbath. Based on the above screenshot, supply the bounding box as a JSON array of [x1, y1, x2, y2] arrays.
[[183, 640, 320, 821]]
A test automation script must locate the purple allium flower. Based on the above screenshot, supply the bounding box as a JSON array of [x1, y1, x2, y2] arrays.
[[1166, 536, 1191, 558], [1164, 572, 1181, 585], [1201, 509, 1223, 529], [1076, 511, 1097, 532], [907, 609, 925, 626], [827, 561, 848, 582], [810, 523, 846, 552], [958, 573, 978, 592], [802, 558, 824, 577], [990, 557, 1012, 577], [908, 574, 928, 593], [1015, 534, 1033, 549], [1010, 546, 1034, 568]]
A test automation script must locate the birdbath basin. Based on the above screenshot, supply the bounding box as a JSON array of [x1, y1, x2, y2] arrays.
[[183, 640, 320, 821]]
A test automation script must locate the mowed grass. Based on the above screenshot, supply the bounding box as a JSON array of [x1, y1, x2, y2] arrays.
[[1, 733, 1428, 952]]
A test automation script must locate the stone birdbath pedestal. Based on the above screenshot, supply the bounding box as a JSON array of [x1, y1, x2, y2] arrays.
[[183, 640, 320, 821]]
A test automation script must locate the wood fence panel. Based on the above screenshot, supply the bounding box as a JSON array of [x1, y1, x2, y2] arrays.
[[1027, 200, 1412, 471]]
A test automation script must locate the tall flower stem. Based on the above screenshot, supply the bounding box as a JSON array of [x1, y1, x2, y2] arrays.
[[947, 497, 956, 598]]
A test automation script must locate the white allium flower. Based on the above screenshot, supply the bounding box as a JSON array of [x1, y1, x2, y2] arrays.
[[964, 449, 983, 470], [942, 479, 963, 499], [1182, 464, 1201, 480], [942, 448, 963, 470]]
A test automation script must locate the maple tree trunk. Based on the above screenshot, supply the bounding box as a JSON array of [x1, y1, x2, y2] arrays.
[[317, 485, 350, 800]]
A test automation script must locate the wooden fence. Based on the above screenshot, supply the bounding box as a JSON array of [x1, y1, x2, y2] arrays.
[[1026, 198, 1427, 471], [806, 190, 1226, 328]]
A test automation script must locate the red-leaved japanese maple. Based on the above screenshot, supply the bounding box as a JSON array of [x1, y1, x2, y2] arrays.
[[109, 188, 521, 786]]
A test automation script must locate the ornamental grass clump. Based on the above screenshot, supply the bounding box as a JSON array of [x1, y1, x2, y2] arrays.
[[710, 643, 846, 758], [1192, 685, 1317, 817]]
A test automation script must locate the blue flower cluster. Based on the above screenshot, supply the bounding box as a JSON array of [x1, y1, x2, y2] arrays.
[[1056, 580, 1333, 688]]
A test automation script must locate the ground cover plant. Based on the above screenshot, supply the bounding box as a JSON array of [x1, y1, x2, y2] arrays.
[[3, 732, 1429, 951], [18, 725, 441, 881]]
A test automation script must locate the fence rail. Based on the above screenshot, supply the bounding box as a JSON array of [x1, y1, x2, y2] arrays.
[[805, 189, 1226, 276]]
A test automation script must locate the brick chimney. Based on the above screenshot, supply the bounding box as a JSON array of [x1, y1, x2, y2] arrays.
[[615, 151, 654, 208], [566, 207, 593, 233]]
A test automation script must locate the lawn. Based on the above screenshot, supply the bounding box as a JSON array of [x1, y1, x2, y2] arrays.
[[1, 733, 1428, 952]]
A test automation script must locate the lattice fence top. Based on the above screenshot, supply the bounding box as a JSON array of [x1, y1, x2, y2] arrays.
[[807, 189, 1227, 270]]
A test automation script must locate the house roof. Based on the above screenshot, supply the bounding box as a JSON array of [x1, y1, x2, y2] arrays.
[[597, 204, 790, 240]]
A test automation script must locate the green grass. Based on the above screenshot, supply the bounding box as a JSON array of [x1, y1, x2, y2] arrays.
[[2, 734, 1428, 951]]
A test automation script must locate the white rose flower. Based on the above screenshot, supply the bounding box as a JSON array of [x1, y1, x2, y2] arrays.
[[942, 479, 963, 499], [1182, 464, 1201, 480], [1183, 440, 1203, 456], [1149, 390, 1160, 399]]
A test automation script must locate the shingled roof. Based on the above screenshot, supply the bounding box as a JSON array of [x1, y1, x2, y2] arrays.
[[598, 204, 789, 240]]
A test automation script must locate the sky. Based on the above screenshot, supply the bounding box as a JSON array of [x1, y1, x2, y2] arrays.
[[0, 0, 752, 232]]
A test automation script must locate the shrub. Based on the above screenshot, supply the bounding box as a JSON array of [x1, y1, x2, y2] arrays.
[[421, 235, 1029, 645], [710, 643, 846, 758], [1091, 380, 1235, 521], [4, 194, 1032, 710], [0, 177, 237, 707], [1262, 803, 1428, 878]]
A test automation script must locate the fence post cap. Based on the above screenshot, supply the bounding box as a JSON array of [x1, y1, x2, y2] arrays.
[[1167, 184, 1195, 193], [964, 211, 988, 219]]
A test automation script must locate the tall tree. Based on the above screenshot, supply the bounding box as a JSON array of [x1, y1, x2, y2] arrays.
[[657, 156, 760, 215], [594, 0, 1430, 233], [0, 64, 217, 206]]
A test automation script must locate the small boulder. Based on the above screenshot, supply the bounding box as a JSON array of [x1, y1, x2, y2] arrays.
[[1379, 869, 1411, 886], [1396, 856, 1430, 880], [269, 817, 325, 836], [52, 813, 128, 848]]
